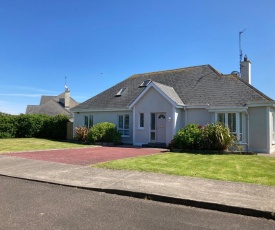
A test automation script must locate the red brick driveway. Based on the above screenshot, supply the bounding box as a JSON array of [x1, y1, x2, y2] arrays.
[[6, 146, 167, 166]]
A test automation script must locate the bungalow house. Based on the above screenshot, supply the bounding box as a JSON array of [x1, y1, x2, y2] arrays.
[[26, 86, 78, 121], [71, 57, 275, 154]]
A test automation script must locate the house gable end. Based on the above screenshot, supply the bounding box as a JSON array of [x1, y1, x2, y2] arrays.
[[129, 82, 183, 109]]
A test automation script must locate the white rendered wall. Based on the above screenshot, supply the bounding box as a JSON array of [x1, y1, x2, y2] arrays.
[[133, 87, 174, 146]]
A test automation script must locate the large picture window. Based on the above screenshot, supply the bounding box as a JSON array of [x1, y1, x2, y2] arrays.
[[217, 112, 243, 141], [118, 114, 130, 137], [84, 115, 93, 128]]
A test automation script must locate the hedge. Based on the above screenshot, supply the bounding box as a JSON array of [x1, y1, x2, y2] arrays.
[[0, 113, 69, 140]]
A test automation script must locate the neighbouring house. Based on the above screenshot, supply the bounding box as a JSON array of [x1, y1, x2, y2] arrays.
[[71, 57, 275, 154], [26, 86, 78, 121]]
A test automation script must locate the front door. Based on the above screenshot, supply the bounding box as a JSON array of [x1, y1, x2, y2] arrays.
[[150, 113, 166, 143]]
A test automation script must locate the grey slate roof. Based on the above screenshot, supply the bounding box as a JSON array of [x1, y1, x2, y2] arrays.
[[72, 65, 274, 111], [26, 92, 79, 117]]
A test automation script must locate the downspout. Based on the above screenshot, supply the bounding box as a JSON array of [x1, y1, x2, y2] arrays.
[[183, 106, 187, 127]]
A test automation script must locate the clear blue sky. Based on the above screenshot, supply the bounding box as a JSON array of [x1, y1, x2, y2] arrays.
[[1, 0, 275, 114]]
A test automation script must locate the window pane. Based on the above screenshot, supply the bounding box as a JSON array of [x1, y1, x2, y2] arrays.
[[89, 115, 93, 128], [140, 113, 144, 127], [151, 114, 155, 130], [124, 130, 129, 136], [217, 113, 225, 124], [239, 113, 242, 141], [239, 134, 243, 142], [124, 115, 129, 129], [228, 113, 236, 132], [118, 130, 123, 135], [118, 115, 123, 128], [151, 132, 155, 141], [84, 116, 88, 127], [239, 113, 242, 133]]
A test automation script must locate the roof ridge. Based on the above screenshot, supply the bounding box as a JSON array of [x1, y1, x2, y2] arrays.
[[131, 64, 211, 77]]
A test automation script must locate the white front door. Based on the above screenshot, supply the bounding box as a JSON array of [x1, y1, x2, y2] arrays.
[[150, 113, 166, 143]]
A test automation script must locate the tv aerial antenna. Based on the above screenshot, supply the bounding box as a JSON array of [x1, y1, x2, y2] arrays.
[[239, 29, 246, 72]]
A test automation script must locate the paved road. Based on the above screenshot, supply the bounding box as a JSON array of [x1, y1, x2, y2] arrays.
[[1, 176, 274, 230]]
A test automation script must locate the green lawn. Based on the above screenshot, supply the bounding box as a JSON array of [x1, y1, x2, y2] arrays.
[[0, 138, 90, 153], [94, 153, 275, 186]]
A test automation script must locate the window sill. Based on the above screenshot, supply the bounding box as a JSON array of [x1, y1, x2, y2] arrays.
[[138, 127, 145, 130]]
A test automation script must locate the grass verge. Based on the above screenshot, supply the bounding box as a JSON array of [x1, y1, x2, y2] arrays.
[[94, 152, 275, 186], [0, 138, 90, 153]]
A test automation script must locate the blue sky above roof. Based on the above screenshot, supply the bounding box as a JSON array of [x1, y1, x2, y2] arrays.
[[1, 0, 275, 114]]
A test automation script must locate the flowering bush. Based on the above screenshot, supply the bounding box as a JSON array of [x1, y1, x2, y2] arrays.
[[74, 126, 88, 142]]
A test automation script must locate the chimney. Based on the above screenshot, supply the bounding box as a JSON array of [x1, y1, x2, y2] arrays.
[[240, 55, 251, 84], [64, 85, 70, 110]]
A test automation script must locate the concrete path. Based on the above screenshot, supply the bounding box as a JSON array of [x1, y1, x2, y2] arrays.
[[0, 154, 274, 220]]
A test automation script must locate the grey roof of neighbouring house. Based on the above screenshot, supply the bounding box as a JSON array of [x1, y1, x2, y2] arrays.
[[26, 92, 79, 117], [72, 65, 274, 111]]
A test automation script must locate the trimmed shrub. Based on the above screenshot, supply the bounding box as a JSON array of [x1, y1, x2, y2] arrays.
[[172, 124, 202, 150], [44, 115, 69, 140], [87, 122, 121, 144], [169, 123, 234, 151], [16, 114, 48, 138]]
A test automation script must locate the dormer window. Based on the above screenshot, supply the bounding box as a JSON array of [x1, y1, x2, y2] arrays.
[[139, 79, 151, 87], [115, 87, 127, 97]]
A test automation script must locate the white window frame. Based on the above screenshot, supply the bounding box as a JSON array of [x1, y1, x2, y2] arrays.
[[84, 115, 93, 128], [118, 114, 130, 137], [215, 112, 243, 142], [138, 113, 144, 129]]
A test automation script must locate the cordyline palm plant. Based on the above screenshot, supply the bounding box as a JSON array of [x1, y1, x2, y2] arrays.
[[202, 123, 233, 150]]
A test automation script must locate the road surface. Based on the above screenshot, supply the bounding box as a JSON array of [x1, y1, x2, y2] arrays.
[[1, 176, 274, 230]]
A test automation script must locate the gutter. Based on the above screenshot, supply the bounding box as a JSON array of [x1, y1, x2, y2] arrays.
[[71, 108, 133, 113]]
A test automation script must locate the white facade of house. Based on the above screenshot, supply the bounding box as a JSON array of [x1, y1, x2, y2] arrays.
[[72, 59, 275, 154], [73, 84, 275, 153], [74, 109, 133, 144]]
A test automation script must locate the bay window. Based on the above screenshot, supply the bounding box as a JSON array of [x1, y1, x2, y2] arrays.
[[217, 112, 243, 142]]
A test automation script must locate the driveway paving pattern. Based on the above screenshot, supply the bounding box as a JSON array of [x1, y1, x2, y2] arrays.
[[6, 146, 166, 165]]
